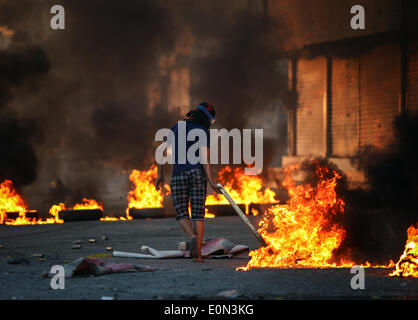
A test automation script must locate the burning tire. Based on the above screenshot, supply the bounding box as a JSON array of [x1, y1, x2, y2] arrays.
[[58, 209, 103, 222], [205, 204, 246, 216], [6, 211, 39, 220], [128, 207, 167, 219]]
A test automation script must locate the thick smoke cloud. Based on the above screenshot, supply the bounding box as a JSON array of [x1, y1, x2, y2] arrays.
[[0, 1, 285, 208], [295, 115, 418, 265], [0, 0, 179, 206], [333, 113, 418, 264], [0, 46, 49, 188], [187, 7, 284, 130]]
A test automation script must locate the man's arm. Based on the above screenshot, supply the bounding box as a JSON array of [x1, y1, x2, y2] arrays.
[[155, 164, 164, 191], [202, 147, 221, 194]]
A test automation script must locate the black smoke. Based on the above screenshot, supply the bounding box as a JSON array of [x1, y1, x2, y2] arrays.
[[0, 0, 287, 209], [333, 112, 418, 264], [0, 46, 49, 188], [188, 9, 284, 130], [292, 120, 418, 265], [0, 0, 178, 206]]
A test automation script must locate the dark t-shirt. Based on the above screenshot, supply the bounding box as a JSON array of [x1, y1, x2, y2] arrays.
[[170, 121, 210, 176]]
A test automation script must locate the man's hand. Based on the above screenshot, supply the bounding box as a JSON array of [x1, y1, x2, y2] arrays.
[[155, 175, 164, 191], [209, 181, 222, 194]]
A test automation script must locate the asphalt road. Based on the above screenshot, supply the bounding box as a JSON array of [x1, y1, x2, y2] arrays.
[[0, 216, 417, 300]]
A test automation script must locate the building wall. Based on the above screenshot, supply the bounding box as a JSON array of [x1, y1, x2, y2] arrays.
[[407, 41, 418, 113], [296, 57, 327, 156], [283, 39, 418, 182], [267, 0, 402, 53], [330, 43, 402, 154], [358, 44, 401, 148], [331, 56, 359, 157]]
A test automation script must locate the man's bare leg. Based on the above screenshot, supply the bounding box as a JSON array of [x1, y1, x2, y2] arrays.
[[178, 218, 197, 258], [178, 217, 196, 238], [193, 220, 204, 262]]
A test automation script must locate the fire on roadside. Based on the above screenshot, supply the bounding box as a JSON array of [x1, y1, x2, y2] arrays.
[[0, 179, 106, 225], [389, 225, 418, 278], [206, 166, 278, 215], [48, 198, 104, 224], [125, 165, 170, 219], [239, 163, 349, 270], [238, 162, 397, 271], [0, 180, 37, 225]]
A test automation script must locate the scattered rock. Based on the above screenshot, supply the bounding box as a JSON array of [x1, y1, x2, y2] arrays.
[[102, 235, 108, 240], [89, 239, 96, 243], [0, 245, 3, 249], [217, 289, 240, 299], [6, 257, 30, 265], [106, 247, 112, 252]]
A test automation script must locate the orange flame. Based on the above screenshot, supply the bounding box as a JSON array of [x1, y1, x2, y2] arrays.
[[1, 180, 30, 225], [1, 180, 63, 225], [239, 163, 350, 270], [100, 216, 128, 221], [206, 166, 278, 214], [48, 198, 103, 223], [389, 225, 418, 278], [126, 165, 170, 219], [204, 209, 215, 219], [237, 163, 399, 270], [73, 198, 103, 210], [48, 203, 65, 224]]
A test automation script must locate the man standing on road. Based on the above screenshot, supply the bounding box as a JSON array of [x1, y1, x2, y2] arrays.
[[155, 102, 221, 262]]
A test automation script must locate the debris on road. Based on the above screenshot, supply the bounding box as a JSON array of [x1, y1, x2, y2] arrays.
[[72, 245, 82, 249], [87, 253, 112, 259], [6, 256, 30, 265], [30, 254, 44, 259], [177, 241, 189, 251], [89, 239, 96, 243], [42, 257, 155, 278], [113, 238, 249, 259], [102, 235, 108, 240], [72, 240, 82, 244], [106, 247, 112, 252], [217, 289, 240, 299]]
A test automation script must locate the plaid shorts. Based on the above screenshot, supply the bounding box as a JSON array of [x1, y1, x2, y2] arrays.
[[170, 168, 207, 221]]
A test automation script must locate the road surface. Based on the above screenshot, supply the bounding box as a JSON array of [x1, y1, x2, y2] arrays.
[[0, 216, 416, 300]]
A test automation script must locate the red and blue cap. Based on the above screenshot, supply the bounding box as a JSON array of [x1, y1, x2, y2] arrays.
[[196, 102, 216, 124]]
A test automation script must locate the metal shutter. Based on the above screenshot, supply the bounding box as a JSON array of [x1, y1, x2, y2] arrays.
[[359, 44, 401, 148], [296, 57, 326, 156], [406, 41, 418, 113], [331, 57, 360, 157]]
